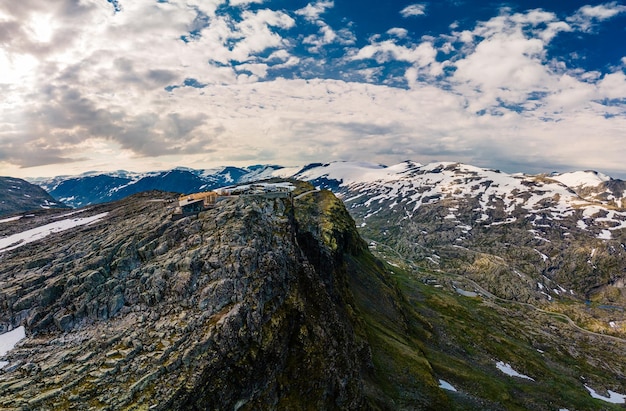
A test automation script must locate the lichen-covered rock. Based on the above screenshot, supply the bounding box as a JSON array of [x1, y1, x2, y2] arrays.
[[0, 189, 381, 410]]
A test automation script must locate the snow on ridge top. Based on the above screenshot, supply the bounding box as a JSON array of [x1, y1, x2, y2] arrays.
[[295, 161, 425, 185], [551, 170, 610, 189], [295, 161, 388, 183]]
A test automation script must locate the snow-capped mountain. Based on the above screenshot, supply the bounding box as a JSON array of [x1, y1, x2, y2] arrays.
[[296, 161, 626, 305], [29, 165, 288, 208], [296, 161, 626, 239], [3, 165, 626, 409]]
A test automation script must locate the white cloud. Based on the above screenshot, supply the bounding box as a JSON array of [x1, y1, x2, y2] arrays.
[[229, 0, 266, 6], [452, 34, 552, 108], [353, 40, 437, 66], [577, 2, 626, 19], [236, 62, 269, 78], [229, 9, 296, 62], [567, 2, 626, 32], [598, 71, 626, 100], [296, 0, 354, 53], [295, 1, 334, 22], [303, 23, 355, 52], [387, 28, 409, 38], [0, 0, 625, 180], [400, 4, 427, 18]]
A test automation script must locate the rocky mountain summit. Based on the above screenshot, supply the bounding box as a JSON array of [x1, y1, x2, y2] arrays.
[[1, 181, 626, 409], [0, 177, 67, 217], [0, 184, 443, 410]]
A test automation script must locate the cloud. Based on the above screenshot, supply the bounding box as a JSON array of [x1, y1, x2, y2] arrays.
[[229, 0, 266, 6], [0, 0, 625, 179], [228, 9, 296, 62], [295, 0, 355, 53], [567, 2, 626, 32], [387, 28, 409, 38], [400, 4, 427, 18], [295, 1, 334, 22]]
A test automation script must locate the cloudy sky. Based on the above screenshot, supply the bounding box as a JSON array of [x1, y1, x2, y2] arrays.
[[1, 0, 625, 178]]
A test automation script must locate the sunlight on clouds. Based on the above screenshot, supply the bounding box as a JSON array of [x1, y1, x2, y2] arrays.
[[0, 52, 38, 87], [0, 0, 625, 179], [27, 13, 55, 43]]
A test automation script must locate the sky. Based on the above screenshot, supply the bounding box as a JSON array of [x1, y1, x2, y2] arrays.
[[0, 0, 625, 179]]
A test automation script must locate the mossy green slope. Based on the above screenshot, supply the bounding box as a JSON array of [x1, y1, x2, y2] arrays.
[[294, 186, 626, 410]]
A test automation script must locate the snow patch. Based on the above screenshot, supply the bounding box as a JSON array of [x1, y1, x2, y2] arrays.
[[584, 385, 626, 404], [552, 171, 610, 189], [0, 326, 26, 369], [438, 379, 457, 392], [535, 249, 549, 261], [0, 213, 109, 253], [0, 216, 22, 224], [495, 361, 534, 381]]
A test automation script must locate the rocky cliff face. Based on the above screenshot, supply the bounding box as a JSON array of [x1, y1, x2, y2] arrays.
[[1, 181, 447, 410], [0, 187, 371, 409]]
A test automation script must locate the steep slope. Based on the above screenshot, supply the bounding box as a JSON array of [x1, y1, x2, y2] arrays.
[[0, 185, 443, 410], [0, 177, 67, 217]]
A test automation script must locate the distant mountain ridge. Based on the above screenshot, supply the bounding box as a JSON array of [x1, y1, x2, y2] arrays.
[[28, 165, 290, 208], [293, 161, 626, 312], [28, 161, 625, 210], [0, 177, 67, 217]]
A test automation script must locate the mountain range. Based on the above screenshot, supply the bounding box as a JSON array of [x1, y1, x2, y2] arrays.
[[0, 160, 624, 409], [22, 160, 626, 317], [28, 166, 291, 209], [0, 177, 67, 217]]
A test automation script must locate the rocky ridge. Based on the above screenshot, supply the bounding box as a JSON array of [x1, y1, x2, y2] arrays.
[[0, 187, 361, 409], [0, 184, 449, 410]]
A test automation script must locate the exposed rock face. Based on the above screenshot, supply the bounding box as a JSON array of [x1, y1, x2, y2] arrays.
[[0, 189, 376, 410], [0, 177, 67, 217]]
